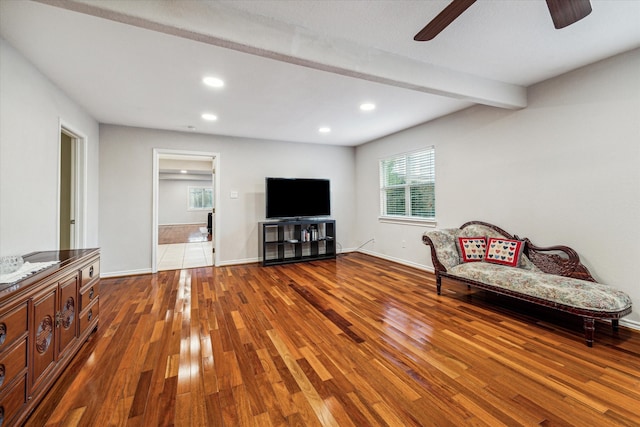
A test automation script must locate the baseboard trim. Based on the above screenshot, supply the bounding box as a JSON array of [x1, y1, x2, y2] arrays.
[[217, 257, 260, 267], [101, 268, 153, 278], [620, 318, 640, 332], [159, 222, 207, 226], [355, 249, 434, 273]]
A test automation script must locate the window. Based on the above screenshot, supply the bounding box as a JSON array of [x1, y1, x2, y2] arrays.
[[188, 187, 213, 210], [380, 147, 435, 221]]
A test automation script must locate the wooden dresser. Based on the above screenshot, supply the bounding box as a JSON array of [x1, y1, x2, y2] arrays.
[[0, 249, 100, 427]]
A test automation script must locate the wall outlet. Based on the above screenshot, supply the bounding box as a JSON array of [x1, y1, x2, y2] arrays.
[[402, 239, 406, 248]]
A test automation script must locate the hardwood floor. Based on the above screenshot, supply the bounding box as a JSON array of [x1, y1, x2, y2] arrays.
[[25, 253, 640, 426], [159, 224, 211, 244]]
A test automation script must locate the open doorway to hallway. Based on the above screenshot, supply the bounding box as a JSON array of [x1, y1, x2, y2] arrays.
[[59, 125, 86, 250], [152, 150, 219, 272]]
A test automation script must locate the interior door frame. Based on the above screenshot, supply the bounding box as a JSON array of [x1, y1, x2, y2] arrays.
[[152, 148, 220, 273], [58, 121, 88, 250]]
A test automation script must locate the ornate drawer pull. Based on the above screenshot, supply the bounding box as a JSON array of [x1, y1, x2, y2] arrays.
[[36, 316, 53, 354], [1, 406, 4, 426], [89, 265, 94, 278], [0, 364, 5, 388], [0, 323, 5, 346], [88, 309, 93, 322], [62, 297, 75, 329], [89, 287, 94, 299]]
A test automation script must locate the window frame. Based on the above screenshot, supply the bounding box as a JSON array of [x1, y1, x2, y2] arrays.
[[378, 147, 436, 226], [187, 186, 214, 211]]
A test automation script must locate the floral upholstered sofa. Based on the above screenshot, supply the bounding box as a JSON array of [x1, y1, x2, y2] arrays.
[[422, 221, 632, 346]]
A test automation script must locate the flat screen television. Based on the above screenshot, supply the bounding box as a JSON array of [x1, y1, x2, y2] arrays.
[[265, 177, 331, 219]]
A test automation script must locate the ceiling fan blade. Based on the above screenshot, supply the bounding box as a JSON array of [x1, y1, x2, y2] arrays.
[[414, 0, 477, 41], [545, 0, 592, 29]]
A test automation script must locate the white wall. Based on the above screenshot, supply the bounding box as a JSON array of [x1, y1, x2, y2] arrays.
[[0, 38, 100, 256], [159, 178, 212, 225], [99, 125, 356, 274], [355, 48, 640, 325]]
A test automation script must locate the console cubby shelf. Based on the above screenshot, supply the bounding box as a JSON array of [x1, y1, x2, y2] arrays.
[[260, 219, 336, 266]]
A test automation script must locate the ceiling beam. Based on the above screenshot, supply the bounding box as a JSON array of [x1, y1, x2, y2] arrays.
[[38, 0, 527, 110]]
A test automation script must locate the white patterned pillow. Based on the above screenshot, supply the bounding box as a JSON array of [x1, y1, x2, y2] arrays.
[[458, 237, 486, 262], [485, 238, 524, 267]]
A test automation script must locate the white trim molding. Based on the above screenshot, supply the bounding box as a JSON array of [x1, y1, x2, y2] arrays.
[[152, 148, 221, 272]]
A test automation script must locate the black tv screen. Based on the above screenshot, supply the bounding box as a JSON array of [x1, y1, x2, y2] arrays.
[[265, 178, 331, 219]]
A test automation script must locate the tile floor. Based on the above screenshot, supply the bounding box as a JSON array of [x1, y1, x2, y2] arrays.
[[157, 241, 213, 271]]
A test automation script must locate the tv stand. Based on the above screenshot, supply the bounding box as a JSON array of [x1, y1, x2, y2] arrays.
[[260, 219, 336, 266]]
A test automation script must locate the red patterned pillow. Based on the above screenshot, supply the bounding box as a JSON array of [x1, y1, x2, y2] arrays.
[[458, 237, 487, 262], [485, 238, 524, 267]]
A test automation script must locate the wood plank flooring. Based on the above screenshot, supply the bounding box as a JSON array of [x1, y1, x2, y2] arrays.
[[25, 253, 640, 426], [159, 224, 211, 244]]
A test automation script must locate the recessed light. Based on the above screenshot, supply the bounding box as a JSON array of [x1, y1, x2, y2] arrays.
[[180, 170, 187, 174], [318, 127, 331, 133], [360, 103, 376, 111], [201, 113, 218, 121], [203, 76, 224, 88]]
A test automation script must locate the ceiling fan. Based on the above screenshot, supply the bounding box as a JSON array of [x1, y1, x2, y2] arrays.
[[414, 0, 592, 41]]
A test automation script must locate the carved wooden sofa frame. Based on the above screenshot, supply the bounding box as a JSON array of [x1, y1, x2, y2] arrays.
[[422, 221, 632, 346]]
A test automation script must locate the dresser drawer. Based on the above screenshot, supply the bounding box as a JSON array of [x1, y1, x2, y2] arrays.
[[79, 281, 100, 312], [80, 259, 100, 288], [0, 303, 28, 352], [0, 338, 27, 395], [0, 373, 27, 427], [79, 300, 99, 335]]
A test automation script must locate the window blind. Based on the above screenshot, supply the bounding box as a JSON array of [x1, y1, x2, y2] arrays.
[[380, 147, 435, 219]]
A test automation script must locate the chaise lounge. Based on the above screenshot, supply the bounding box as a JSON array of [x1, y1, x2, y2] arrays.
[[422, 221, 632, 346]]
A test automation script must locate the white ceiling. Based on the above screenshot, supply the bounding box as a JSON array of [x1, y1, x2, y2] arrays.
[[1, 0, 639, 146]]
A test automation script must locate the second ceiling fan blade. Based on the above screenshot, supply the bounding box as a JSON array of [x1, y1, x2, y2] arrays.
[[546, 0, 592, 29], [414, 0, 477, 41]]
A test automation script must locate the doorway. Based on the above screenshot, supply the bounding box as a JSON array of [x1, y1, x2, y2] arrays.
[[152, 149, 219, 272], [59, 126, 86, 250]]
